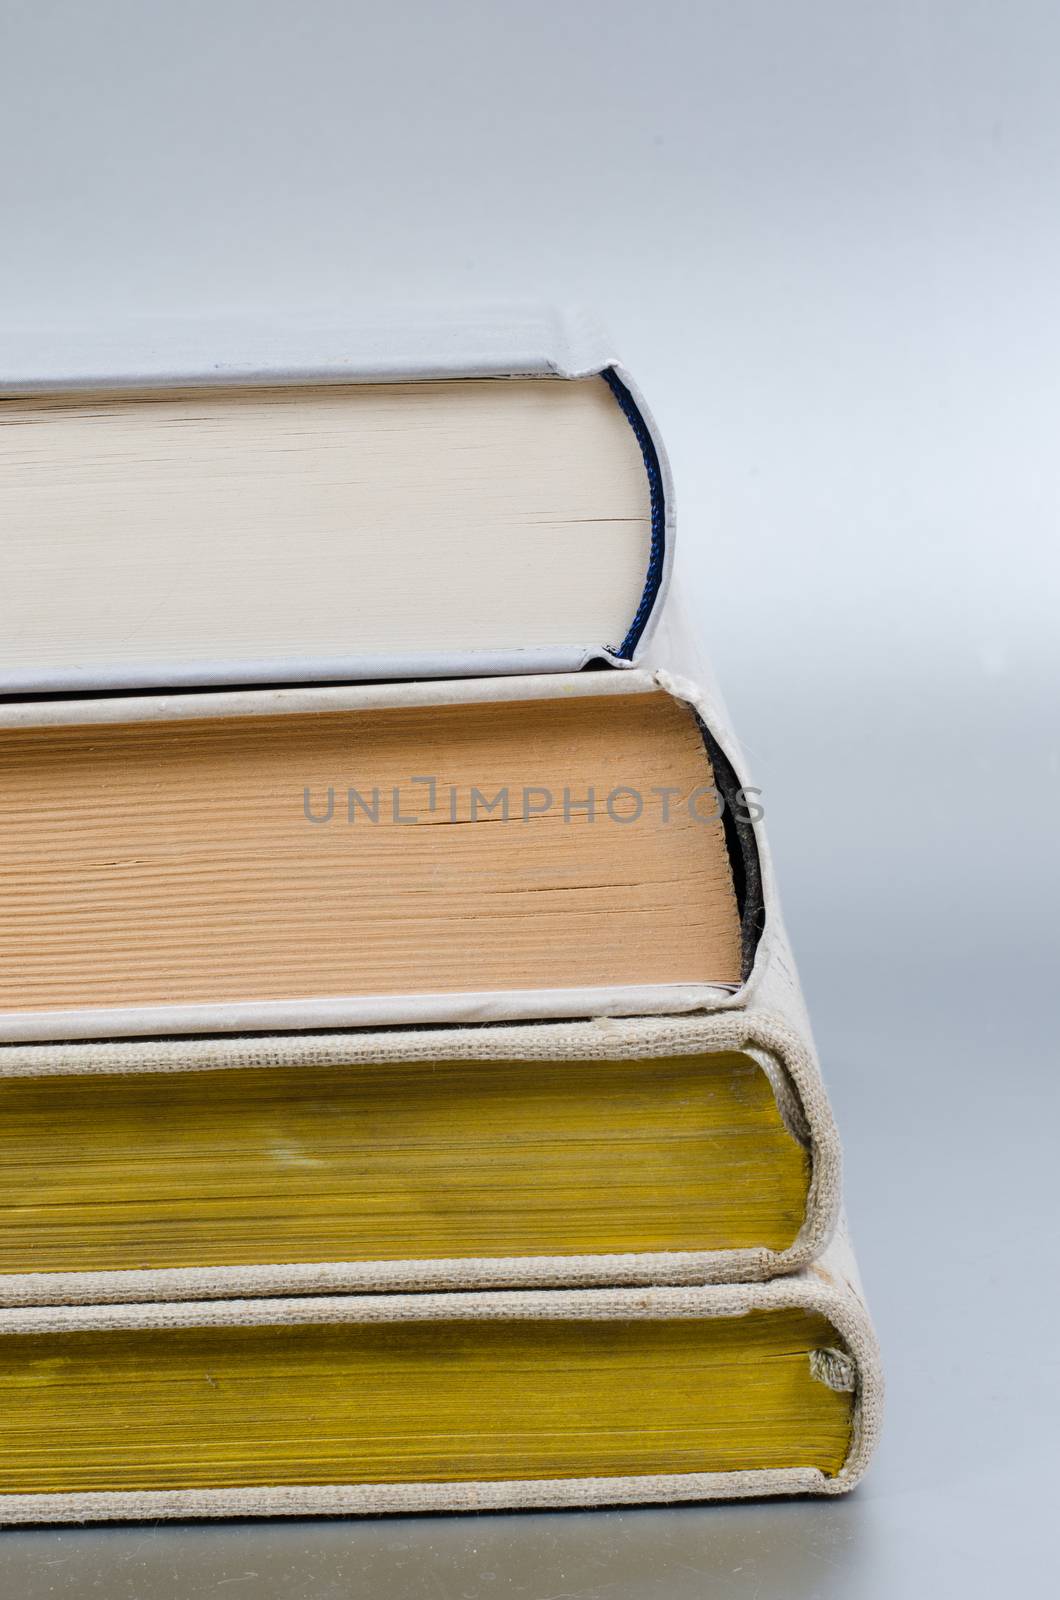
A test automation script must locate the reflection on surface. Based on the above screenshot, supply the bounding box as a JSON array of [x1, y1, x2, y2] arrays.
[[0, 1499, 879, 1600]]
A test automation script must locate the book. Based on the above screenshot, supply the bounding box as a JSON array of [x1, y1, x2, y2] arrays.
[[0, 669, 758, 1043], [0, 309, 669, 691], [0, 1230, 880, 1524], [0, 1013, 840, 1304]]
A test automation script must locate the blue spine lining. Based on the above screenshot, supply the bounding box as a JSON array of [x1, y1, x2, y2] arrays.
[[602, 367, 666, 659]]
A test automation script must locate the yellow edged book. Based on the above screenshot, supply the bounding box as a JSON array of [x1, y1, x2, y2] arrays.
[[0, 1014, 838, 1303], [0, 1228, 880, 1522]]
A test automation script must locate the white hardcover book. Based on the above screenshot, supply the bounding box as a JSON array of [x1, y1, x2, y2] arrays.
[[0, 307, 671, 691]]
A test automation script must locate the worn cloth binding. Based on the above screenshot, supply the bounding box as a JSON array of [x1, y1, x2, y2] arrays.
[[0, 1010, 841, 1305], [0, 1225, 881, 1524]]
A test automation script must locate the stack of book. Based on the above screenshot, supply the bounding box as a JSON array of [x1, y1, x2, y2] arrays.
[[0, 310, 880, 1523]]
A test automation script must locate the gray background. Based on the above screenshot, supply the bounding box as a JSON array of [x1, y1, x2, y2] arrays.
[[1, 1, 1057, 1594]]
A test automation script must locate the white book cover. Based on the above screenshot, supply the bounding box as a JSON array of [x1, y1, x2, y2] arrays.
[[0, 307, 672, 690]]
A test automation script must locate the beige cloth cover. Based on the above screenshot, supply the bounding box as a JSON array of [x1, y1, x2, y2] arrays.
[[0, 1010, 841, 1305], [0, 1224, 881, 1525]]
